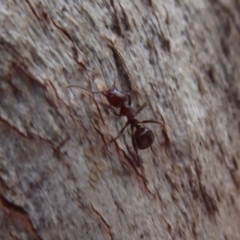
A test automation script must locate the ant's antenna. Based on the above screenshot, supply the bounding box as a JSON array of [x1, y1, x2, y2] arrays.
[[112, 63, 117, 89], [65, 85, 106, 94]]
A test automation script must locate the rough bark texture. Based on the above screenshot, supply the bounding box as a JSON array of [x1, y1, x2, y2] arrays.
[[1, 0, 240, 239]]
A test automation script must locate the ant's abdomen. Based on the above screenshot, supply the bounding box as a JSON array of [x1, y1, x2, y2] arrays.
[[135, 127, 154, 149]]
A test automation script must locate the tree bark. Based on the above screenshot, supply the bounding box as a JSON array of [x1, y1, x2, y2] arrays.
[[1, 0, 240, 239]]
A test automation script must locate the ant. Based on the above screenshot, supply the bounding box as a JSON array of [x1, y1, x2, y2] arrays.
[[66, 83, 164, 167]]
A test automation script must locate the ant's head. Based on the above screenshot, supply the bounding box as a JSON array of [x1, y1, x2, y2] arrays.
[[102, 88, 115, 98], [134, 125, 154, 150], [103, 88, 129, 108]]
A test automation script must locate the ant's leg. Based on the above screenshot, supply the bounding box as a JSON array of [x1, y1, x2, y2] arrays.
[[131, 125, 138, 156], [105, 123, 129, 147], [126, 93, 131, 106], [53, 134, 70, 159], [66, 86, 118, 116], [131, 125, 141, 166], [134, 102, 148, 117], [65, 85, 107, 94], [140, 120, 164, 126], [140, 120, 171, 145], [98, 103, 121, 116], [66, 85, 107, 124], [131, 125, 145, 176]]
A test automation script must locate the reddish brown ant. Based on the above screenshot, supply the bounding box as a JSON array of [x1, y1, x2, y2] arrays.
[[66, 83, 163, 166]]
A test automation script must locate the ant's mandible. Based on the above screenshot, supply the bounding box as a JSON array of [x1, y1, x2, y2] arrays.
[[66, 84, 163, 163]]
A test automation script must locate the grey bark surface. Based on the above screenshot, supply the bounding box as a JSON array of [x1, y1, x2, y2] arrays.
[[0, 0, 240, 239]]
